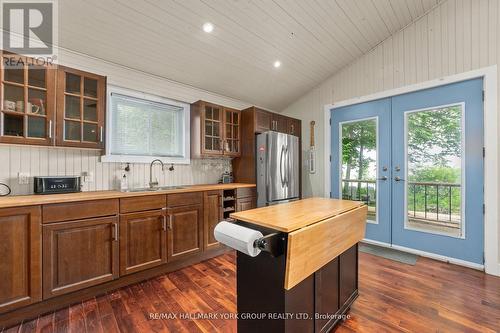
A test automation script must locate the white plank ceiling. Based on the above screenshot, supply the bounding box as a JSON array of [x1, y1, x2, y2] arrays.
[[58, 0, 441, 110]]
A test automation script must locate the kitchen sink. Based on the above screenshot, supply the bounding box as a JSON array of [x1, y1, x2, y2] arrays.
[[121, 185, 187, 193]]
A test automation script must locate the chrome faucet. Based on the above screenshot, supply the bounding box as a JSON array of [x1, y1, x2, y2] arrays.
[[149, 159, 165, 189]]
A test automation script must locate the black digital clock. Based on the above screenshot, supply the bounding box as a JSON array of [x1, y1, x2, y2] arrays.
[[34, 176, 81, 194]]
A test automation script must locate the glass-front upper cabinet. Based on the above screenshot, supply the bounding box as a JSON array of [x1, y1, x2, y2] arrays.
[[224, 107, 240, 157], [56, 66, 106, 148], [202, 102, 223, 155], [0, 52, 56, 145]]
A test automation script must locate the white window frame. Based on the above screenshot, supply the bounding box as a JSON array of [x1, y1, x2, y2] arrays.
[[101, 85, 190, 164]]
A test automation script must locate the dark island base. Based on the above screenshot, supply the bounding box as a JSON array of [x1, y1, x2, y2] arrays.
[[237, 243, 358, 333]]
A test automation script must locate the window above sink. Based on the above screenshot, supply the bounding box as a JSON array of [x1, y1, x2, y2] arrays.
[[102, 85, 190, 164]]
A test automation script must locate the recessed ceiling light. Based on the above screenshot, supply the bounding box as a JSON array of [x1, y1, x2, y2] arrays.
[[273, 60, 281, 68], [202, 22, 214, 33]]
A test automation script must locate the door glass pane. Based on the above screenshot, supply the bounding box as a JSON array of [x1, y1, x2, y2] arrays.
[[205, 137, 213, 150], [27, 116, 46, 138], [213, 108, 220, 121], [84, 78, 97, 97], [65, 120, 81, 141], [213, 122, 220, 137], [83, 99, 97, 121], [28, 66, 46, 88], [65, 73, 81, 94], [205, 107, 212, 120], [4, 66, 24, 84], [205, 121, 212, 136], [3, 113, 23, 136], [65, 95, 80, 119], [213, 137, 220, 151], [28, 89, 46, 115], [340, 119, 377, 223], [4, 84, 24, 112], [83, 123, 98, 142], [406, 105, 462, 237]]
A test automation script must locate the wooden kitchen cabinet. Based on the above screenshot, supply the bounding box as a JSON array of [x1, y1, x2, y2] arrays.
[[236, 187, 257, 211], [119, 209, 167, 275], [204, 190, 223, 250], [0, 52, 56, 146], [254, 108, 272, 133], [224, 107, 241, 156], [56, 66, 106, 149], [339, 244, 358, 305], [271, 113, 288, 133], [167, 204, 203, 261], [42, 216, 119, 298], [315, 258, 340, 332], [191, 100, 241, 158], [287, 117, 301, 137], [0, 206, 42, 313]]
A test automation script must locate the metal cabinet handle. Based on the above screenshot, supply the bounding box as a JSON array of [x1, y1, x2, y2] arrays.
[[113, 223, 118, 241], [162, 215, 167, 231], [167, 215, 173, 230], [100, 126, 103, 143], [48, 120, 53, 139], [291, 124, 294, 134]]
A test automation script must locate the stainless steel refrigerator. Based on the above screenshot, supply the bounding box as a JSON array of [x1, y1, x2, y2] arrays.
[[256, 131, 300, 207]]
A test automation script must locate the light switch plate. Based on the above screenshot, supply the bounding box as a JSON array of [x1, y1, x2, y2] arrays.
[[18, 172, 30, 185]]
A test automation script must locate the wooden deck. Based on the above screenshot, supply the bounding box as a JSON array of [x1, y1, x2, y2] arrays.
[[3, 250, 500, 333]]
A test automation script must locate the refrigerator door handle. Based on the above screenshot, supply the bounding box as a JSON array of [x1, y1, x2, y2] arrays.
[[286, 146, 290, 185], [280, 146, 286, 186]]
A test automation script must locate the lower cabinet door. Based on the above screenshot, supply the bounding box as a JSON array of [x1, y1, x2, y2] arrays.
[[167, 204, 203, 261], [120, 210, 167, 275], [0, 206, 42, 313], [204, 190, 222, 250], [236, 197, 256, 211], [339, 244, 358, 305], [314, 258, 340, 333], [43, 216, 119, 298]]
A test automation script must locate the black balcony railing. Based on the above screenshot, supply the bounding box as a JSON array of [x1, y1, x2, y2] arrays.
[[341, 179, 461, 226]]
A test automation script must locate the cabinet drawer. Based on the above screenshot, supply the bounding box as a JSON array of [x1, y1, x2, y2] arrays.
[[167, 192, 202, 207], [120, 195, 166, 213], [236, 187, 256, 199], [43, 199, 119, 223]]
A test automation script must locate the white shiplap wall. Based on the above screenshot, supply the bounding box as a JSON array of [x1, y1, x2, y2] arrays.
[[0, 48, 247, 195], [281, 0, 499, 198]]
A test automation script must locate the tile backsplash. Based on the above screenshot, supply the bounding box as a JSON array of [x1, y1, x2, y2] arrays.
[[0, 145, 231, 196]]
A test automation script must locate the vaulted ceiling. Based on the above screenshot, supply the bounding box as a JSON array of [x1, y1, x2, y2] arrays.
[[59, 0, 441, 110]]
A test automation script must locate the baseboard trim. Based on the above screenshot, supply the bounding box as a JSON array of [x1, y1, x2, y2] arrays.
[[360, 239, 485, 271]]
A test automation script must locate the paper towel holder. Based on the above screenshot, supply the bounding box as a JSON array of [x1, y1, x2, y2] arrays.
[[253, 232, 285, 257]]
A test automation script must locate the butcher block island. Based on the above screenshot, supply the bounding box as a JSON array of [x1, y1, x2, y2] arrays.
[[229, 198, 367, 333]]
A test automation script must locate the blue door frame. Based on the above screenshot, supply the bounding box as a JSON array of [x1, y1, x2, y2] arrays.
[[331, 78, 484, 264]]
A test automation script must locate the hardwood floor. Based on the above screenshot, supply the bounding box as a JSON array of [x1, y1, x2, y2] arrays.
[[3, 251, 500, 333]]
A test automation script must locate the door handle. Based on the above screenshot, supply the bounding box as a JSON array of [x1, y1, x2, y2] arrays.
[[112, 223, 118, 241], [280, 145, 285, 185], [377, 176, 388, 181], [162, 215, 167, 231], [394, 176, 405, 182]]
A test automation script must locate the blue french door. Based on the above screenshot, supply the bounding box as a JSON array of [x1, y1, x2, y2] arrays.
[[391, 79, 484, 264], [331, 98, 392, 244], [331, 78, 484, 264]]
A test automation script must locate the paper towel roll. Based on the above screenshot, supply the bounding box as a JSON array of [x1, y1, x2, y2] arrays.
[[214, 221, 263, 257]]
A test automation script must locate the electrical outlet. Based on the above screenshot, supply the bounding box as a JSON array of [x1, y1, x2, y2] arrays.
[[18, 172, 30, 185], [82, 171, 94, 183]]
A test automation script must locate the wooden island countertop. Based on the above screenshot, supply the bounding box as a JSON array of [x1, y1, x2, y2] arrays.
[[0, 183, 255, 209], [230, 197, 364, 233]]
